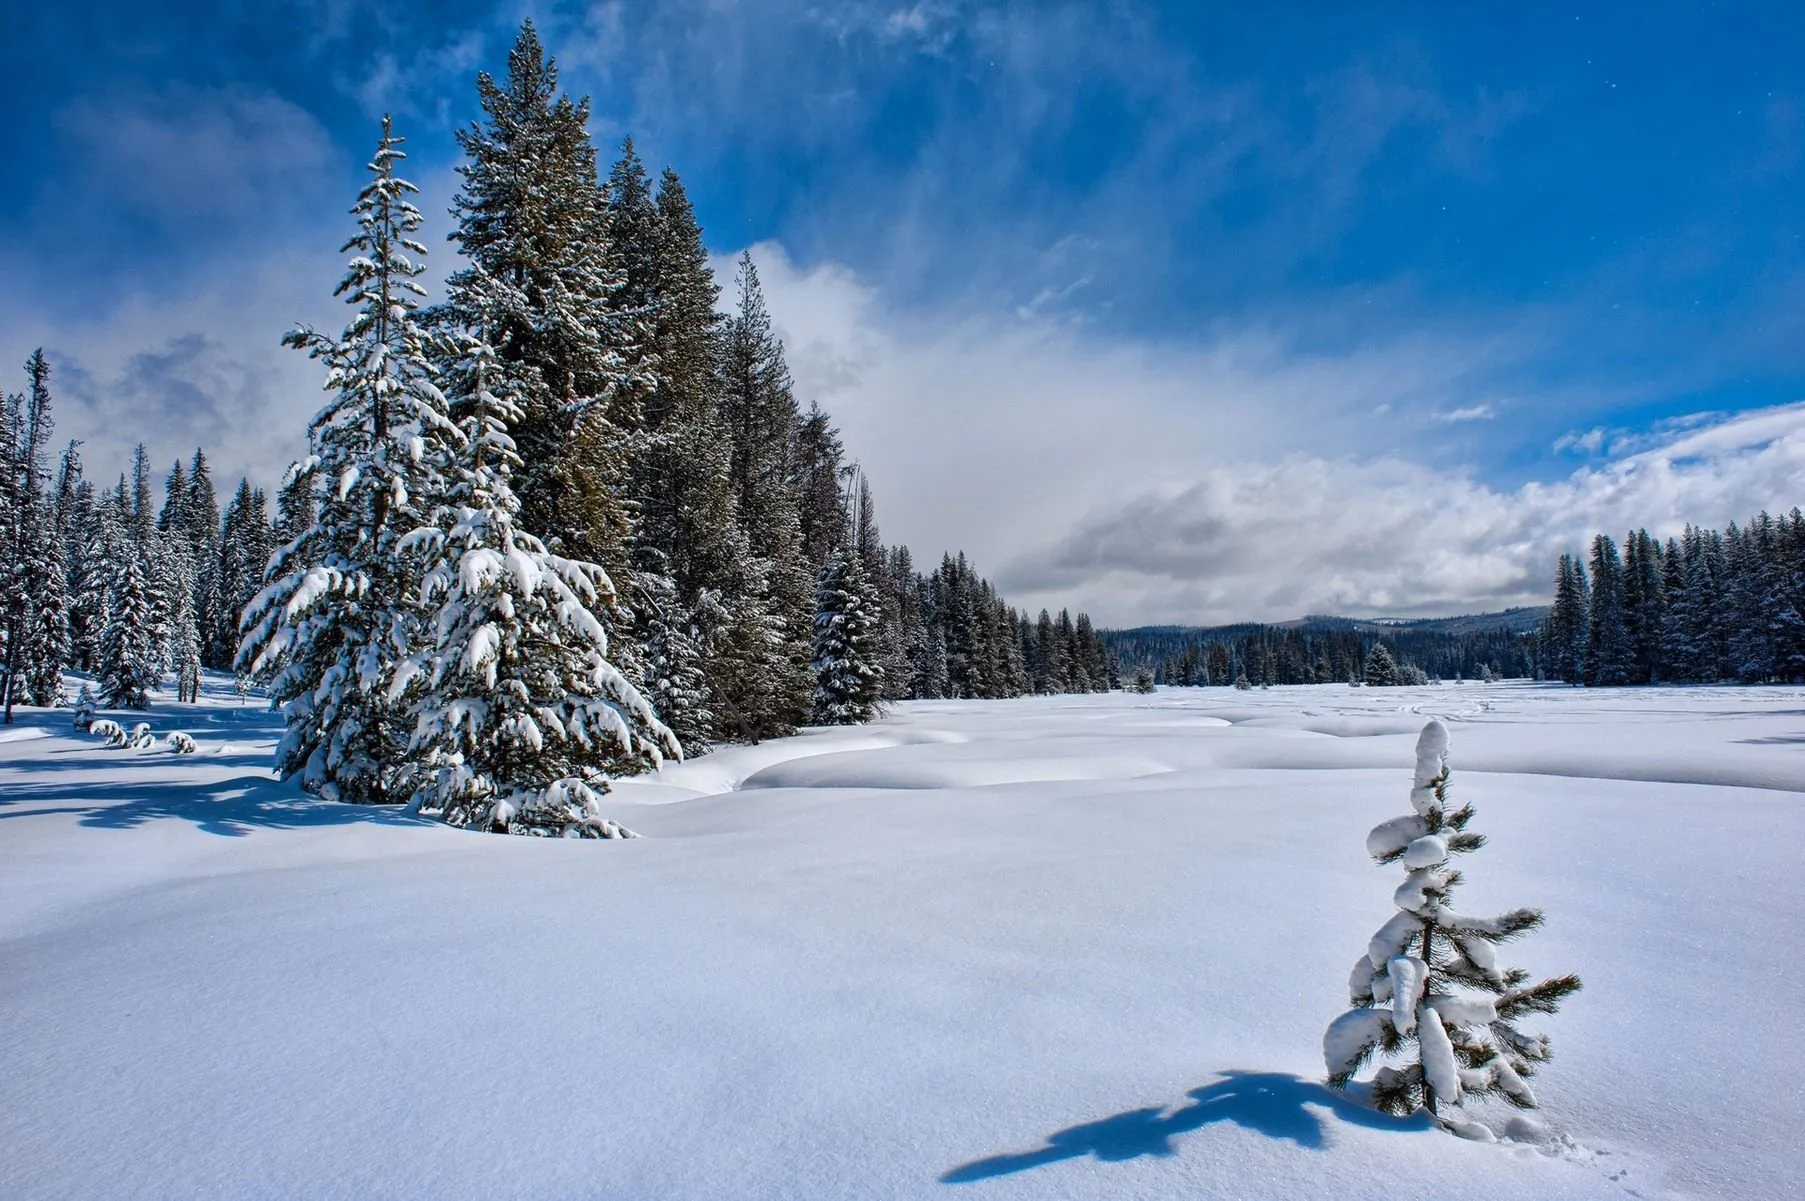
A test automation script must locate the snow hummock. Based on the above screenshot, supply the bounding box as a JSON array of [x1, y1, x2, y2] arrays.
[[1, 676, 1801, 1199]]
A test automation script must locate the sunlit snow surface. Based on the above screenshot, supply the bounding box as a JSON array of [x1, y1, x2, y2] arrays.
[[3, 676, 1801, 1200]]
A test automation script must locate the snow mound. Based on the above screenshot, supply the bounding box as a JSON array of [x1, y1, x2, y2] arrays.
[[740, 748, 1173, 790]]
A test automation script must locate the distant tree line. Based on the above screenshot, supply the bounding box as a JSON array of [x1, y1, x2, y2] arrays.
[[1105, 621, 1536, 688], [1538, 511, 1805, 685], [0, 348, 283, 718]]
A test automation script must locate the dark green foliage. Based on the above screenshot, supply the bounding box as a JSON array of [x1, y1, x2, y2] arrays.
[[1108, 620, 1525, 687], [1545, 512, 1805, 685], [1363, 642, 1400, 686], [1584, 534, 1632, 685], [443, 20, 645, 603], [718, 252, 814, 737], [794, 403, 849, 573], [1547, 553, 1589, 683]]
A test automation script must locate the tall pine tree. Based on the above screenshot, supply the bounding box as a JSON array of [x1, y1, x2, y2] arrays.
[[717, 252, 813, 738], [239, 117, 455, 804], [444, 20, 647, 618]]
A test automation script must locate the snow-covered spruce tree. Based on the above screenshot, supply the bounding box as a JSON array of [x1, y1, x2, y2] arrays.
[[1325, 720, 1581, 1138], [811, 546, 884, 724], [211, 479, 273, 669], [632, 559, 715, 755], [718, 252, 814, 736], [24, 536, 72, 705], [1363, 642, 1401, 687], [238, 117, 455, 804], [2, 349, 55, 721], [97, 551, 158, 709], [395, 330, 678, 836], [70, 485, 126, 674]]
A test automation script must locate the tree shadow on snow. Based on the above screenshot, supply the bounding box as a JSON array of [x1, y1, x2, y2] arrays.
[[0, 747, 280, 774], [940, 1071, 1429, 1184], [0, 773, 424, 837]]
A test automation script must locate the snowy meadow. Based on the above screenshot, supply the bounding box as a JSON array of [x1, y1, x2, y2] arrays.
[[2, 676, 1800, 1200]]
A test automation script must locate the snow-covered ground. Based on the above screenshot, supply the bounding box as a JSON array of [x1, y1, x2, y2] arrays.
[[3, 676, 1801, 1200]]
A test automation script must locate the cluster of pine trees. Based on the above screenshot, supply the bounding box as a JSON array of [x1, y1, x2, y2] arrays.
[[232, 24, 1118, 821], [1538, 512, 1805, 685], [1110, 622, 1534, 689], [0, 352, 281, 717], [1, 24, 1114, 824]]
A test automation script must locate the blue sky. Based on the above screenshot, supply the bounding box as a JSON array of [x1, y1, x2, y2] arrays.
[[3, 1, 1801, 623]]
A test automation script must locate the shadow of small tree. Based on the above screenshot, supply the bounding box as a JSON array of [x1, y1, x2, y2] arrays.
[[941, 1071, 1430, 1184]]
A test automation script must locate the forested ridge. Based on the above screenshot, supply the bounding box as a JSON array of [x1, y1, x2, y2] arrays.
[[1104, 618, 1540, 687], [1107, 510, 1805, 690]]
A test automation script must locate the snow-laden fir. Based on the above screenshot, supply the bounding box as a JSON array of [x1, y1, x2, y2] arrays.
[[393, 314, 677, 836], [237, 117, 459, 806], [810, 545, 885, 724], [1325, 720, 1580, 1138]]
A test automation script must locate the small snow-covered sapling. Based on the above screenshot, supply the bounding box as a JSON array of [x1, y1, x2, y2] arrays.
[[125, 722, 156, 749], [90, 719, 126, 745], [73, 685, 98, 731], [164, 732, 197, 754], [1323, 720, 1580, 1139]]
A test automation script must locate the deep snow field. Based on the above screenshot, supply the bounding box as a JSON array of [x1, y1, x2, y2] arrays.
[[2, 676, 1802, 1201]]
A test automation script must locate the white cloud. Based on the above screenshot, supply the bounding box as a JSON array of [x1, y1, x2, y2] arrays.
[[1433, 403, 1495, 423], [0, 253, 331, 494], [732, 241, 1803, 627], [0, 152, 464, 496], [49, 86, 338, 234], [1013, 404, 1805, 626], [1554, 426, 1606, 455]]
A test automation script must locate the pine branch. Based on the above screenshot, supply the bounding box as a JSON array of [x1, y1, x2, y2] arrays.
[[1496, 973, 1583, 1019]]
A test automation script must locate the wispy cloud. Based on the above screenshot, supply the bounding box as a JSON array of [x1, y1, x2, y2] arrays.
[[45, 85, 338, 245], [1433, 403, 1495, 423], [1554, 427, 1606, 455], [729, 241, 1623, 617], [1008, 403, 1805, 625]]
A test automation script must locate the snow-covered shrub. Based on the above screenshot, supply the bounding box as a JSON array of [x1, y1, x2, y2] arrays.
[[125, 722, 156, 749], [1324, 720, 1581, 1138], [1398, 662, 1429, 686], [72, 685, 97, 731], [89, 718, 125, 745], [1128, 665, 1157, 694], [1233, 671, 1252, 690], [164, 732, 197, 754]]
